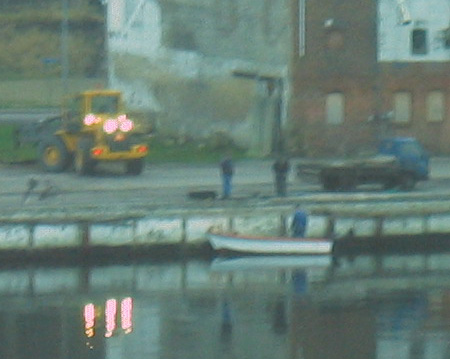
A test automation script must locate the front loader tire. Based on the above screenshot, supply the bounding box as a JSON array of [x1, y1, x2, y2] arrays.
[[38, 136, 71, 172]]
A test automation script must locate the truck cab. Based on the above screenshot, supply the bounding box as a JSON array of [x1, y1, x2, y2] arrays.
[[378, 137, 429, 181]]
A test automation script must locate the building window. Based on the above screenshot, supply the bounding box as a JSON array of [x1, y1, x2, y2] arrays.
[[426, 91, 445, 122], [411, 29, 427, 55], [393, 92, 412, 123], [325, 93, 345, 124]]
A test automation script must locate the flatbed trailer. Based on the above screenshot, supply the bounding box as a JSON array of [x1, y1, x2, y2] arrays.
[[298, 137, 430, 192]]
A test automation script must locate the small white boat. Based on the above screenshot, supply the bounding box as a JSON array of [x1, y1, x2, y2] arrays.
[[208, 232, 333, 255]]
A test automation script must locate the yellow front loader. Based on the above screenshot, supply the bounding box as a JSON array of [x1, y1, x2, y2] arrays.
[[38, 90, 148, 175]]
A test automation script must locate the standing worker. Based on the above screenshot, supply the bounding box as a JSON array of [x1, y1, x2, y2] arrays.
[[220, 154, 234, 199], [291, 205, 308, 238], [272, 156, 290, 196]]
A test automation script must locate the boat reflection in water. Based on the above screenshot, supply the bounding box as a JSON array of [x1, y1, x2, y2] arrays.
[[1, 252, 450, 358]]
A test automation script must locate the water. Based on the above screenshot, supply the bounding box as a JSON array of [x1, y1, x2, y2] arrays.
[[2, 253, 450, 359]]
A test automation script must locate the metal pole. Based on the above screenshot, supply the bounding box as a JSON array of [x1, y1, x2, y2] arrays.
[[103, 0, 110, 83], [274, 78, 284, 154], [61, 0, 69, 95]]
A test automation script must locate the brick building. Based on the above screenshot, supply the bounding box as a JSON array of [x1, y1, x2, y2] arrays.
[[289, 0, 450, 156]]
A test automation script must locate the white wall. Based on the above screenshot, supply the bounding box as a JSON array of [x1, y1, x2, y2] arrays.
[[378, 0, 450, 61], [105, 0, 289, 152], [108, 0, 162, 57]]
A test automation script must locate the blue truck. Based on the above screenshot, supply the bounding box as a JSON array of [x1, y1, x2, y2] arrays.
[[319, 137, 429, 191]]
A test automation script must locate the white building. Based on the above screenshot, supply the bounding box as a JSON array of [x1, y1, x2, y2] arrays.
[[378, 0, 450, 62], [104, 0, 292, 154]]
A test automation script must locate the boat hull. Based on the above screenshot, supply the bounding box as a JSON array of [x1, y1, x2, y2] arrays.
[[208, 233, 333, 255]]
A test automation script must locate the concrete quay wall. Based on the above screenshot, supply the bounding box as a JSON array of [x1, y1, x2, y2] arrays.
[[1, 200, 450, 255]]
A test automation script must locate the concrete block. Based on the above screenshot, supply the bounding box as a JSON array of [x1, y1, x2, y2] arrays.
[[0, 225, 29, 249], [234, 215, 281, 236], [135, 218, 183, 244], [428, 214, 450, 233], [306, 216, 328, 237], [91, 222, 135, 246], [351, 219, 378, 237], [383, 217, 425, 236], [34, 224, 80, 248], [334, 218, 359, 237], [186, 217, 227, 242]]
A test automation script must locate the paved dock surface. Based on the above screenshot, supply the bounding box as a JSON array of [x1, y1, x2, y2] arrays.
[[0, 156, 449, 215]]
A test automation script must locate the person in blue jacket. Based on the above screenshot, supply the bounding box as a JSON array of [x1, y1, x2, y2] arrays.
[[220, 154, 234, 199], [291, 205, 308, 238]]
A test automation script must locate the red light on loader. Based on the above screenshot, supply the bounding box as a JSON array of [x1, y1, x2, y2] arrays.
[[92, 148, 104, 156], [137, 145, 148, 153]]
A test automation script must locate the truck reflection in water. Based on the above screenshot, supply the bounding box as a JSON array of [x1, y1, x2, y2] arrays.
[[290, 288, 450, 359], [0, 254, 449, 358], [289, 253, 450, 359], [290, 296, 376, 358]]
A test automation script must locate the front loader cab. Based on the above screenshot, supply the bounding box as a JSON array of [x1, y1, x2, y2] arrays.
[[62, 91, 121, 130], [88, 92, 120, 115], [39, 90, 149, 175]]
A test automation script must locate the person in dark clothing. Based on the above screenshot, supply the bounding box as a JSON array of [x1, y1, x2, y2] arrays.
[[291, 206, 308, 238], [220, 155, 234, 199], [272, 156, 290, 196]]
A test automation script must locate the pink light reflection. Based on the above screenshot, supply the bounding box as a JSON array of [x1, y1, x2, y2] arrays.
[[105, 299, 117, 338], [121, 297, 133, 334]]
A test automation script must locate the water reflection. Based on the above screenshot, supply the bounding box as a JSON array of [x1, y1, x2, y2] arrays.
[[1, 253, 450, 358]]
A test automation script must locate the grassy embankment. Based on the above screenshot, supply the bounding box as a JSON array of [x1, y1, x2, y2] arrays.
[[0, 123, 243, 165], [0, 125, 36, 163], [0, 79, 245, 164], [150, 137, 245, 163], [0, 127, 240, 164]]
